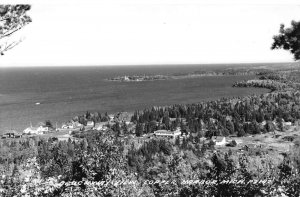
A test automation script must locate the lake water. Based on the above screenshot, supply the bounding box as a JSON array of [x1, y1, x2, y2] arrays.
[[0, 65, 269, 132]]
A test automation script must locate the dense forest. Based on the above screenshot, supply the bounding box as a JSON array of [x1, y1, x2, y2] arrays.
[[130, 91, 300, 137], [0, 129, 300, 196]]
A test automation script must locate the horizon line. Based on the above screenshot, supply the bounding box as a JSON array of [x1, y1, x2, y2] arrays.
[[0, 61, 298, 68]]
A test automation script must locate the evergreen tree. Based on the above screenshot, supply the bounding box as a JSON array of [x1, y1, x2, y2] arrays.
[[271, 20, 300, 60]]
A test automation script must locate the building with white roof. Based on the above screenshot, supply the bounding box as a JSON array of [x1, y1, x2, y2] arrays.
[[154, 127, 181, 139], [93, 122, 108, 131], [23, 125, 49, 135], [212, 136, 227, 146]]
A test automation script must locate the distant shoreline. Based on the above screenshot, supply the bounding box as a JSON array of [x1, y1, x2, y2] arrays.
[[106, 63, 300, 82]]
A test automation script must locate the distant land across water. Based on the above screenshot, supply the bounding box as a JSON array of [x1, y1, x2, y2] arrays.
[[0, 63, 282, 132]]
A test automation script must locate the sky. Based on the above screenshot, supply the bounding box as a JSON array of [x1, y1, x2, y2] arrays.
[[0, 0, 300, 67]]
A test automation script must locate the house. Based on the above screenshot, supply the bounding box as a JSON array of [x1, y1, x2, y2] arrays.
[[60, 121, 82, 133], [261, 120, 267, 126], [23, 125, 49, 135], [62, 122, 74, 129], [73, 121, 83, 128], [212, 136, 226, 146], [94, 122, 108, 131], [86, 121, 94, 127], [58, 134, 72, 141], [108, 115, 115, 122], [259, 121, 267, 130], [282, 121, 292, 130], [225, 116, 232, 121], [169, 118, 177, 122], [199, 137, 207, 142], [283, 121, 292, 126]]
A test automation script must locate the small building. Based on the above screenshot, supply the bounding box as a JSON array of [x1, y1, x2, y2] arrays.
[[73, 121, 83, 128], [261, 120, 267, 126], [199, 137, 207, 142], [279, 121, 292, 130], [212, 136, 226, 146], [283, 122, 292, 126], [225, 116, 232, 121], [154, 128, 181, 139], [62, 122, 74, 129], [56, 134, 72, 141], [59, 121, 82, 133], [94, 122, 108, 131], [169, 118, 177, 122], [86, 121, 94, 127], [108, 115, 115, 121]]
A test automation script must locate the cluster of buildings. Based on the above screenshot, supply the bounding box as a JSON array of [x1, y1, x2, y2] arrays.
[[1, 131, 23, 139], [23, 125, 50, 135], [3, 110, 298, 144], [60, 120, 109, 134], [0, 123, 54, 138], [61, 121, 83, 130], [17, 112, 124, 137], [138, 126, 232, 146]]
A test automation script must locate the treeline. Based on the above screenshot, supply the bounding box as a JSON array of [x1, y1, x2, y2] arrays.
[[72, 111, 111, 126], [192, 68, 268, 76], [233, 69, 300, 92], [257, 72, 286, 81], [233, 79, 290, 91], [131, 91, 300, 139]]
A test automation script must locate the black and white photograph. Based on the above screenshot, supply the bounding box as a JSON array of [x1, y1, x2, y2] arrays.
[[0, 0, 300, 196]]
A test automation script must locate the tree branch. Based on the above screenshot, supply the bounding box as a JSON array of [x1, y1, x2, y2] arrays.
[[0, 38, 23, 55], [0, 25, 26, 40]]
